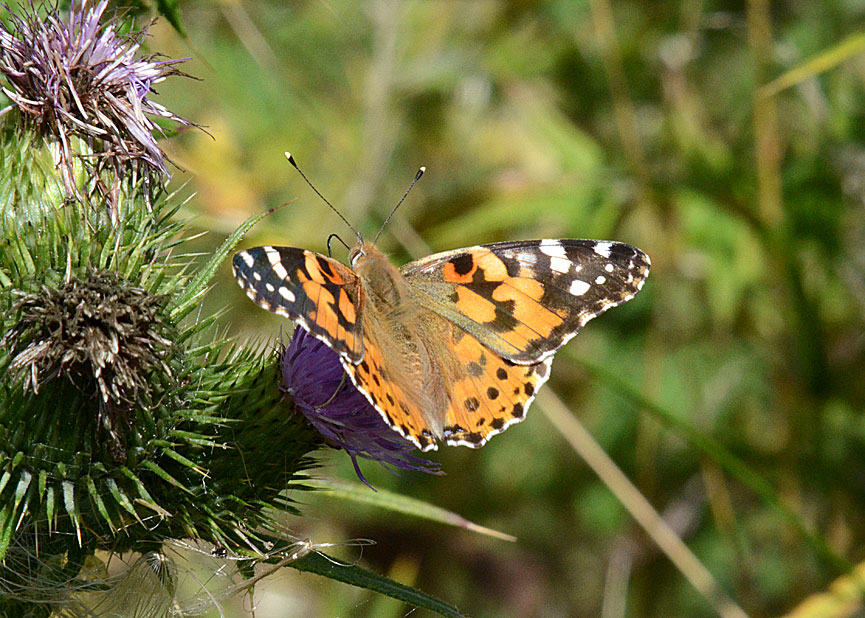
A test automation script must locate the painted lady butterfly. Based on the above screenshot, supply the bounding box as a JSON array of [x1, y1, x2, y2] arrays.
[[233, 236, 649, 452]]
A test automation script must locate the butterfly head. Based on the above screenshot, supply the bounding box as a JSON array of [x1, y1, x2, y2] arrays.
[[348, 241, 408, 307], [349, 240, 379, 267]]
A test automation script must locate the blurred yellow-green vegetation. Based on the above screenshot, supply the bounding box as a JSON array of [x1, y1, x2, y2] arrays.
[[145, 0, 865, 616]]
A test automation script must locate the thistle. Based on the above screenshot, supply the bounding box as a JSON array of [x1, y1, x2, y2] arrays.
[[0, 2, 319, 614], [3, 269, 175, 462], [0, 3, 464, 617], [0, 0, 194, 217]]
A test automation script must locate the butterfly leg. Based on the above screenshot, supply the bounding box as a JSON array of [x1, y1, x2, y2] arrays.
[[315, 371, 349, 410], [326, 233, 351, 257]]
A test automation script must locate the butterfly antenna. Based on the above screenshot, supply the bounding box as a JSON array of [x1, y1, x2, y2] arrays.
[[285, 152, 362, 242], [372, 166, 426, 245]]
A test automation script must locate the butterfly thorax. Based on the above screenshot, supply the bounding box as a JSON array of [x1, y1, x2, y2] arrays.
[[351, 241, 454, 435], [351, 242, 413, 313]]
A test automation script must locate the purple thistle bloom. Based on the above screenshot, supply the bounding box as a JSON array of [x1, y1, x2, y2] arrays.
[[0, 0, 194, 209], [280, 327, 441, 489]]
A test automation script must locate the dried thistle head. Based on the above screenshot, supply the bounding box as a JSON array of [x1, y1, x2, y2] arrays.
[[3, 269, 174, 460], [0, 0, 194, 211]]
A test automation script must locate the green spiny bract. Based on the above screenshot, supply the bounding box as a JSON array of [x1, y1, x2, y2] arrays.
[[0, 111, 320, 612]]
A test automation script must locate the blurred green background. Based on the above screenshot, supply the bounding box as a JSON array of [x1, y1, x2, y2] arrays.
[[147, 0, 865, 616]]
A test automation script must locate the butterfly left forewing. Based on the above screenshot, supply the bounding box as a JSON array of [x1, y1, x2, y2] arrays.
[[401, 239, 650, 364]]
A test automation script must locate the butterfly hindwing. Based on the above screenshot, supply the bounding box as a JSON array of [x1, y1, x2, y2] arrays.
[[232, 246, 365, 362], [400, 239, 650, 364], [442, 324, 553, 448], [340, 331, 439, 452], [340, 317, 553, 452]]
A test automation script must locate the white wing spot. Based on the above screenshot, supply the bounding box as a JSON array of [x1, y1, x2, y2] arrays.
[[252, 271, 262, 281], [264, 247, 282, 264], [240, 252, 255, 268], [595, 275, 606, 285], [518, 252, 538, 265], [593, 242, 613, 258], [550, 255, 570, 274], [272, 261, 289, 279], [540, 239, 567, 258], [605, 263, 615, 273], [569, 279, 590, 296], [279, 286, 296, 302], [265, 283, 275, 293]]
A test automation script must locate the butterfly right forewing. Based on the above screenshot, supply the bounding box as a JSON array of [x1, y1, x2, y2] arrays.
[[401, 239, 650, 364], [232, 246, 365, 362]]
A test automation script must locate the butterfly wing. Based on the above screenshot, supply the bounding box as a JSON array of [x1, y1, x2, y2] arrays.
[[339, 311, 554, 451], [339, 326, 439, 451], [232, 246, 365, 362], [400, 239, 650, 365], [440, 324, 553, 448], [234, 239, 651, 452]]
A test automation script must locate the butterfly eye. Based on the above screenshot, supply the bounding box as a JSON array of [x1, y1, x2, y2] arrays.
[[349, 246, 365, 266]]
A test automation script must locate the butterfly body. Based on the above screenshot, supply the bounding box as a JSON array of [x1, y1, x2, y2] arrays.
[[351, 242, 457, 439], [234, 238, 650, 451]]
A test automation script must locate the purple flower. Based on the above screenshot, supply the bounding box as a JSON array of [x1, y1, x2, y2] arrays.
[[0, 1, 194, 208], [280, 327, 441, 488]]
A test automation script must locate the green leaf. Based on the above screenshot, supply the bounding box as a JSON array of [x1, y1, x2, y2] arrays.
[[105, 478, 138, 518], [12, 469, 31, 516], [140, 460, 190, 493], [10, 234, 35, 278], [159, 446, 207, 476], [309, 478, 516, 542], [62, 480, 82, 545], [759, 31, 865, 98], [0, 471, 11, 496], [45, 484, 55, 529], [289, 551, 464, 617], [155, 0, 187, 37], [85, 475, 116, 530], [0, 507, 15, 561], [119, 466, 157, 504]]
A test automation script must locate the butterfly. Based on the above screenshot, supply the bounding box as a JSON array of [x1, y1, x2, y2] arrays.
[[233, 236, 650, 452]]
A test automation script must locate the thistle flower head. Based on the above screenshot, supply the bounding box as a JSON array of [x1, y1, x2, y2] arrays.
[[280, 327, 441, 488], [0, 0, 193, 205]]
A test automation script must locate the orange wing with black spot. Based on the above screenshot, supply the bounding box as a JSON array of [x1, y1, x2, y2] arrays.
[[440, 325, 553, 448], [339, 316, 554, 451], [232, 246, 365, 362], [340, 329, 439, 451], [401, 240, 650, 364]]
